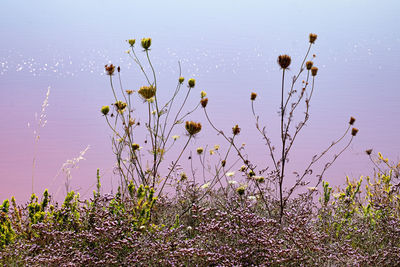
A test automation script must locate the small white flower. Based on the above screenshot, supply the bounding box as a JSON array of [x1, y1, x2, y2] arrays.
[[172, 135, 180, 141], [248, 196, 257, 201], [228, 180, 237, 185], [226, 171, 235, 177], [187, 226, 192, 231], [201, 182, 210, 189], [307, 187, 318, 192]]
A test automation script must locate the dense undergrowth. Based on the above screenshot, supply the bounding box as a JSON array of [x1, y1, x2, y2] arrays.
[[1, 35, 399, 266], [0, 159, 399, 266]]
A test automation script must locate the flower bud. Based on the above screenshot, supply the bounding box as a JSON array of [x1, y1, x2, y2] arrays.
[[309, 33, 318, 44], [128, 39, 136, 47], [101, 105, 110, 116], [236, 186, 246, 196], [311, 66, 318, 76], [141, 38, 152, 50], [196, 147, 204, 154], [250, 92, 257, 101], [305, 61, 313, 70], [200, 98, 208, 108], [200, 90, 207, 98], [179, 77, 184, 84], [188, 78, 196, 88], [221, 160, 226, 167], [277, 55, 291, 69], [349, 117, 356, 125], [351, 128, 359, 136]]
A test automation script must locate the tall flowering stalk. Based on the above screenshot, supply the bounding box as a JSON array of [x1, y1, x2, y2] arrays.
[[102, 38, 201, 196]]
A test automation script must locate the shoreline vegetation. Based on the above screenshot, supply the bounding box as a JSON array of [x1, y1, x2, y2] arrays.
[[1, 35, 399, 266]]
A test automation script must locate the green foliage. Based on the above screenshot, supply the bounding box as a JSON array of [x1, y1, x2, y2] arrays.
[[0, 199, 15, 249], [27, 189, 50, 225], [109, 182, 157, 230]]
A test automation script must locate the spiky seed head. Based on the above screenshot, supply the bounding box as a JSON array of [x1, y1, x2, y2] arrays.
[[351, 128, 359, 136], [188, 78, 196, 88], [138, 85, 156, 100], [250, 92, 257, 101], [232, 124, 241, 135], [141, 38, 152, 50], [277, 55, 291, 69], [349, 116, 356, 125], [200, 90, 207, 98], [200, 98, 208, 108], [128, 39, 136, 47], [196, 147, 204, 154], [236, 186, 246, 196], [185, 121, 202, 136], [114, 101, 127, 112], [309, 33, 318, 44], [306, 61, 313, 70], [365, 149, 373, 155], [311, 66, 318, 76], [105, 64, 115, 76], [101, 106, 110, 116], [132, 143, 140, 151]]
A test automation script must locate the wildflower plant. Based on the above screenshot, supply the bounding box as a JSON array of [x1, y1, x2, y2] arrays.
[[202, 33, 358, 221], [102, 38, 201, 196]]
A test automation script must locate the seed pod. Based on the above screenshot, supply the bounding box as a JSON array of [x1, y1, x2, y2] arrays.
[[179, 77, 184, 84], [200, 98, 208, 108], [311, 66, 318, 76], [349, 117, 356, 125], [305, 61, 313, 70], [250, 92, 257, 101], [351, 128, 359, 136]]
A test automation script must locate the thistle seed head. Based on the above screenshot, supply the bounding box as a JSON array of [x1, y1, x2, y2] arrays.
[[232, 124, 241, 135], [309, 33, 318, 44], [138, 85, 156, 100], [105, 64, 115, 76], [185, 121, 202, 136], [114, 101, 127, 112], [277, 55, 291, 69]]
